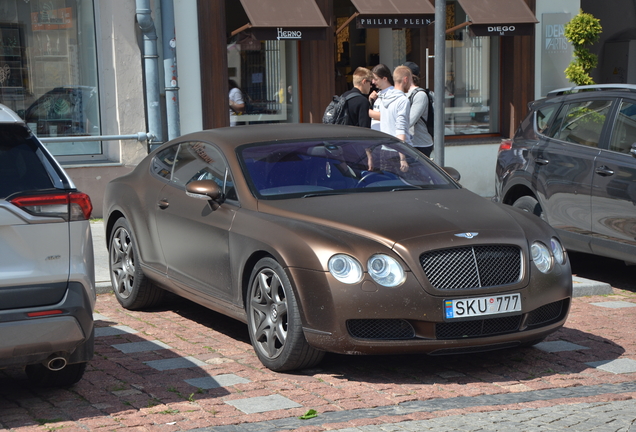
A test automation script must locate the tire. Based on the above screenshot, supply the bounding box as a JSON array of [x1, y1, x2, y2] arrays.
[[246, 258, 325, 371], [109, 217, 166, 310], [512, 196, 543, 219], [25, 362, 87, 387]]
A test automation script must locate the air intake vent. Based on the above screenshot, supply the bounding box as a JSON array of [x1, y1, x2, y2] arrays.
[[347, 319, 415, 340]]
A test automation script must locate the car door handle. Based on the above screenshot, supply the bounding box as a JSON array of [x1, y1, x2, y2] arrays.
[[535, 158, 549, 165], [158, 199, 170, 209], [595, 166, 614, 177]]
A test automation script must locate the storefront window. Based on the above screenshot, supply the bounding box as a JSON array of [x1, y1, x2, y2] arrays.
[[227, 36, 299, 125], [0, 0, 100, 156], [445, 1, 500, 135]]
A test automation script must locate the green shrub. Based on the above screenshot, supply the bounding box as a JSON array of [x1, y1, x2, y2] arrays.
[[563, 10, 602, 85]]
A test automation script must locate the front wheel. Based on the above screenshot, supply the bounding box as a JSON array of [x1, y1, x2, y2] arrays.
[[512, 196, 543, 219], [246, 258, 324, 371]]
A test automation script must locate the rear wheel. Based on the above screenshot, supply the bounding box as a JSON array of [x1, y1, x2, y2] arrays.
[[246, 258, 324, 371], [512, 196, 543, 219], [109, 217, 166, 310], [25, 362, 87, 387]]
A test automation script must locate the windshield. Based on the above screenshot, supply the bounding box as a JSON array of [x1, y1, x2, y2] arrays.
[[238, 138, 457, 199]]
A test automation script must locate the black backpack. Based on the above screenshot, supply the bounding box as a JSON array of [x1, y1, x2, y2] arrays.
[[409, 87, 434, 138], [323, 92, 365, 125]]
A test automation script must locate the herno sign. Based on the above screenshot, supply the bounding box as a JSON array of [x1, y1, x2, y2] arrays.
[[356, 15, 433, 28], [252, 27, 326, 41]]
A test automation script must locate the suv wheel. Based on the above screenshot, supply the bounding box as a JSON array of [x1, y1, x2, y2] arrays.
[[25, 362, 87, 387], [109, 217, 166, 310], [512, 196, 543, 219]]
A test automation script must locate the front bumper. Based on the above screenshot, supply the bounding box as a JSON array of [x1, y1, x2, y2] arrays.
[[289, 267, 571, 356], [0, 282, 94, 368]]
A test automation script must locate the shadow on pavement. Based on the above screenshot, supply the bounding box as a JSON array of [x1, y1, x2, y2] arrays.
[[569, 251, 636, 293]]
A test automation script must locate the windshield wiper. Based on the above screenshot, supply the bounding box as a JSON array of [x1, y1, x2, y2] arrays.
[[302, 191, 346, 198], [390, 186, 432, 191]]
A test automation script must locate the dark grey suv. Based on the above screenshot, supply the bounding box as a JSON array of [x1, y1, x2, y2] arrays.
[[0, 104, 95, 386], [495, 84, 636, 264]]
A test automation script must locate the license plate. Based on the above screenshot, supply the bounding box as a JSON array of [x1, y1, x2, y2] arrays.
[[444, 293, 521, 319]]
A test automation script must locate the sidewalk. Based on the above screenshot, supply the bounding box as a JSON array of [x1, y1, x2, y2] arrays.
[[90, 221, 614, 297], [1, 277, 635, 431]]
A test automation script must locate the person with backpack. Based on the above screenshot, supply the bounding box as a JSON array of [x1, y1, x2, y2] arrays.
[[322, 67, 373, 127], [403, 62, 434, 158]]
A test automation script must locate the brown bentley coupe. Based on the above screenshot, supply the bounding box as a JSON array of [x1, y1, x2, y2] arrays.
[[103, 124, 572, 371]]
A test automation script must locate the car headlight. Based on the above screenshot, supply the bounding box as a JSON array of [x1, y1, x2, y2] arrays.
[[550, 237, 566, 265], [328, 254, 363, 284], [367, 254, 405, 287], [531, 241, 552, 273]]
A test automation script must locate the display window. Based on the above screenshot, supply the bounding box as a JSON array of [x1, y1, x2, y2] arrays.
[[0, 0, 100, 156]]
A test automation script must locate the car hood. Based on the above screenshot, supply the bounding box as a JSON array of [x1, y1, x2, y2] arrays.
[[256, 188, 527, 249]]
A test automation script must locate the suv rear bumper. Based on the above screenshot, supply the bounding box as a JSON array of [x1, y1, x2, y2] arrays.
[[0, 282, 94, 368]]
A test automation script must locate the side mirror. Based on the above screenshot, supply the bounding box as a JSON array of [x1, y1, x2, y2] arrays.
[[442, 166, 461, 182], [630, 143, 636, 159], [186, 180, 224, 208]]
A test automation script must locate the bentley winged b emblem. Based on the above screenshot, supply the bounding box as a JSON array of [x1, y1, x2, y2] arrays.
[[454, 232, 479, 239]]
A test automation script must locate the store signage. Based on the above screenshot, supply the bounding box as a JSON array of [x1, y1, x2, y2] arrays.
[[252, 27, 326, 41], [356, 15, 433, 29], [470, 23, 534, 37], [540, 13, 572, 96]]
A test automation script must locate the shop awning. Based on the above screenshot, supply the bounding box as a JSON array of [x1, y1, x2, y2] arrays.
[[232, 0, 329, 40], [455, 0, 538, 36], [338, 0, 435, 33]]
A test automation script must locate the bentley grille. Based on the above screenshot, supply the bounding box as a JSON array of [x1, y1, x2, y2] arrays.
[[420, 245, 522, 290]]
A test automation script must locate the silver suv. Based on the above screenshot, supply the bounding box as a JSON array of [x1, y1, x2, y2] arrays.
[[0, 104, 95, 386], [495, 84, 636, 264]]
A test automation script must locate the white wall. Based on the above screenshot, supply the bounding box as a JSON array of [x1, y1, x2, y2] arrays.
[[96, 0, 148, 165], [174, 0, 203, 134], [445, 143, 500, 198]]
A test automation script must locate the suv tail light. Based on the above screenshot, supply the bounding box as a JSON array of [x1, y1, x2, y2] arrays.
[[9, 192, 93, 221], [499, 139, 513, 152]]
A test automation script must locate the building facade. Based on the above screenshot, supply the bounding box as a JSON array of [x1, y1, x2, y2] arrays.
[[0, 0, 630, 216]]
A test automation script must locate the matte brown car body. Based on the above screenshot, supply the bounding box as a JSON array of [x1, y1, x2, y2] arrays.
[[104, 124, 572, 371]]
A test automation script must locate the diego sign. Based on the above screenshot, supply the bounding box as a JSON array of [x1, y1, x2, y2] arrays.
[[470, 23, 534, 37]]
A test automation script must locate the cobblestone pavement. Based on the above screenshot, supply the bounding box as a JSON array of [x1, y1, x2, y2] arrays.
[[1, 289, 635, 432]]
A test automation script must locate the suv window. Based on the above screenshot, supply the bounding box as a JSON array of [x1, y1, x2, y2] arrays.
[[609, 100, 636, 155], [535, 104, 558, 135], [0, 125, 56, 199], [550, 100, 612, 148]]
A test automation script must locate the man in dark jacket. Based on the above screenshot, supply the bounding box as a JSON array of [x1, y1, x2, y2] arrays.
[[340, 67, 374, 127]]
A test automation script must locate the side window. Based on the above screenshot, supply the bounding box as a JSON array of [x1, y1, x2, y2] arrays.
[[609, 100, 636, 155], [151, 145, 180, 180], [535, 104, 558, 136], [552, 100, 612, 148], [172, 142, 237, 201]]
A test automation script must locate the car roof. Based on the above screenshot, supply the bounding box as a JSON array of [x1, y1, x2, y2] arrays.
[[547, 84, 636, 98], [0, 104, 26, 124], [160, 124, 394, 152]]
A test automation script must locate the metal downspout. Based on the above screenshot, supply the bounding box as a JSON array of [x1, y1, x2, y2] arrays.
[[433, 0, 446, 166], [136, 0, 163, 148], [161, 0, 180, 140]]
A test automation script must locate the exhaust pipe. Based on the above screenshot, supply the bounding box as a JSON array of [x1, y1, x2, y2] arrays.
[[45, 356, 68, 371]]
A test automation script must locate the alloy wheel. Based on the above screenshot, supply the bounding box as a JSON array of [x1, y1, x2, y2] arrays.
[[110, 226, 135, 299], [249, 268, 289, 359]]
